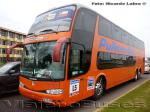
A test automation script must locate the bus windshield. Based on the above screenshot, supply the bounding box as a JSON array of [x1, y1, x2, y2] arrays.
[[28, 5, 76, 35], [21, 41, 66, 81]]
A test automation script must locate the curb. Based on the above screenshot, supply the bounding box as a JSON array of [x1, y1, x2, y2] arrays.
[[94, 76, 150, 112]]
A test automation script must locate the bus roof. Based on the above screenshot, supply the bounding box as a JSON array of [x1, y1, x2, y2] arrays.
[[36, 4, 144, 48]]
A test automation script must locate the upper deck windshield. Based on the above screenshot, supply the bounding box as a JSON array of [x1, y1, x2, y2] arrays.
[[28, 5, 76, 35], [21, 41, 66, 81]]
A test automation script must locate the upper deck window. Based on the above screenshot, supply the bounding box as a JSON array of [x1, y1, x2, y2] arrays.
[[28, 5, 76, 35]]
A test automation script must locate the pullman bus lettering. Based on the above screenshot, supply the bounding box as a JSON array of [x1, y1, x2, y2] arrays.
[[99, 38, 134, 55]]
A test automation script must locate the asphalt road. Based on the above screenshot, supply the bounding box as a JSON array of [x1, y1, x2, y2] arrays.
[[0, 74, 150, 112]]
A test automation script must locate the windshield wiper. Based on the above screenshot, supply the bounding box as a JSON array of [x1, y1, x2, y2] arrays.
[[40, 29, 58, 34]]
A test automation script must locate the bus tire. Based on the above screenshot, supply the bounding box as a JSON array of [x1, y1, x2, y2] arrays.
[[133, 70, 139, 81], [138, 69, 142, 79], [93, 77, 105, 100]]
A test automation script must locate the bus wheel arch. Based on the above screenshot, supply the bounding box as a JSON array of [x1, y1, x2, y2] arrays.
[[95, 74, 107, 89], [100, 75, 106, 88], [93, 75, 106, 100]]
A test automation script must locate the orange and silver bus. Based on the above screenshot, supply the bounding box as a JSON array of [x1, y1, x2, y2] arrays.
[[8, 4, 145, 107]]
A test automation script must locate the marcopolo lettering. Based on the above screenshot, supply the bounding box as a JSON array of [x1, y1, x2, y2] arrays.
[[99, 38, 133, 55]]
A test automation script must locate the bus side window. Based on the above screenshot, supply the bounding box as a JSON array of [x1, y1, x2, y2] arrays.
[[97, 52, 136, 70], [68, 41, 90, 78], [69, 48, 85, 77]]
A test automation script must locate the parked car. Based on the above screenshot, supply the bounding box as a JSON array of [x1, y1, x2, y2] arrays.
[[0, 62, 21, 95], [144, 63, 150, 74]]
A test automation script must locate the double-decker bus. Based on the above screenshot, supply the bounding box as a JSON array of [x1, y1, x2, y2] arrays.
[[8, 4, 145, 107]]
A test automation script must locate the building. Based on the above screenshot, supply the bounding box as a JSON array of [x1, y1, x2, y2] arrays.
[[0, 27, 26, 64]]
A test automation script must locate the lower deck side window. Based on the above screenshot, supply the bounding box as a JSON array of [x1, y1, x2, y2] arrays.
[[97, 52, 136, 69]]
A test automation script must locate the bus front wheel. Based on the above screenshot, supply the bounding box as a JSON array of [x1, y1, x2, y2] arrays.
[[93, 77, 105, 100]]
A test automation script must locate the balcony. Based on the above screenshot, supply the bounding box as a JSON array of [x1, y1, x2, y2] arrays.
[[0, 36, 23, 42], [14, 48, 23, 50], [0, 54, 6, 57], [0, 54, 22, 58], [0, 36, 14, 41], [0, 45, 9, 48], [11, 54, 22, 58]]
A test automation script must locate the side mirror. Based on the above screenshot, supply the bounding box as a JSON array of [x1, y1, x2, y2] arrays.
[[9, 70, 16, 74], [53, 38, 68, 62]]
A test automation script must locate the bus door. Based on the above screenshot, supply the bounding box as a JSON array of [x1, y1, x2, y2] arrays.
[[53, 38, 86, 104], [67, 44, 87, 104]]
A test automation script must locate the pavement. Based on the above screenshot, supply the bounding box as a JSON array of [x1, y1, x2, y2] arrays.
[[0, 74, 150, 112]]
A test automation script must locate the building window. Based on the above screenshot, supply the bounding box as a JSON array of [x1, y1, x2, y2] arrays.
[[2, 49, 6, 54], [1, 30, 8, 37], [0, 48, 2, 54], [17, 34, 22, 40], [2, 40, 6, 45], [9, 32, 15, 38]]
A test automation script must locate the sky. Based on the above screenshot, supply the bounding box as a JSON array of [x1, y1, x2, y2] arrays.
[[0, 0, 150, 57]]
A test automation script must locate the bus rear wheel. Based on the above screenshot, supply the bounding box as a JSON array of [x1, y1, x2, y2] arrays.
[[138, 70, 142, 79], [93, 77, 105, 100], [133, 71, 140, 81]]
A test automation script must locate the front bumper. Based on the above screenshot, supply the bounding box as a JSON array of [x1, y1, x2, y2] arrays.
[[19, 86, 67, 107], [144, 70, 150, 73]]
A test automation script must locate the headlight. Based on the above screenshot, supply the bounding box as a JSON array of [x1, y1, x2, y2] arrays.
[[19, 82, 24, 87], [46, 89, 63, 95]]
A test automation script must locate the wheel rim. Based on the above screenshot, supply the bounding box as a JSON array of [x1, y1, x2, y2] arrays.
[[95, 79, 103, 96]]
